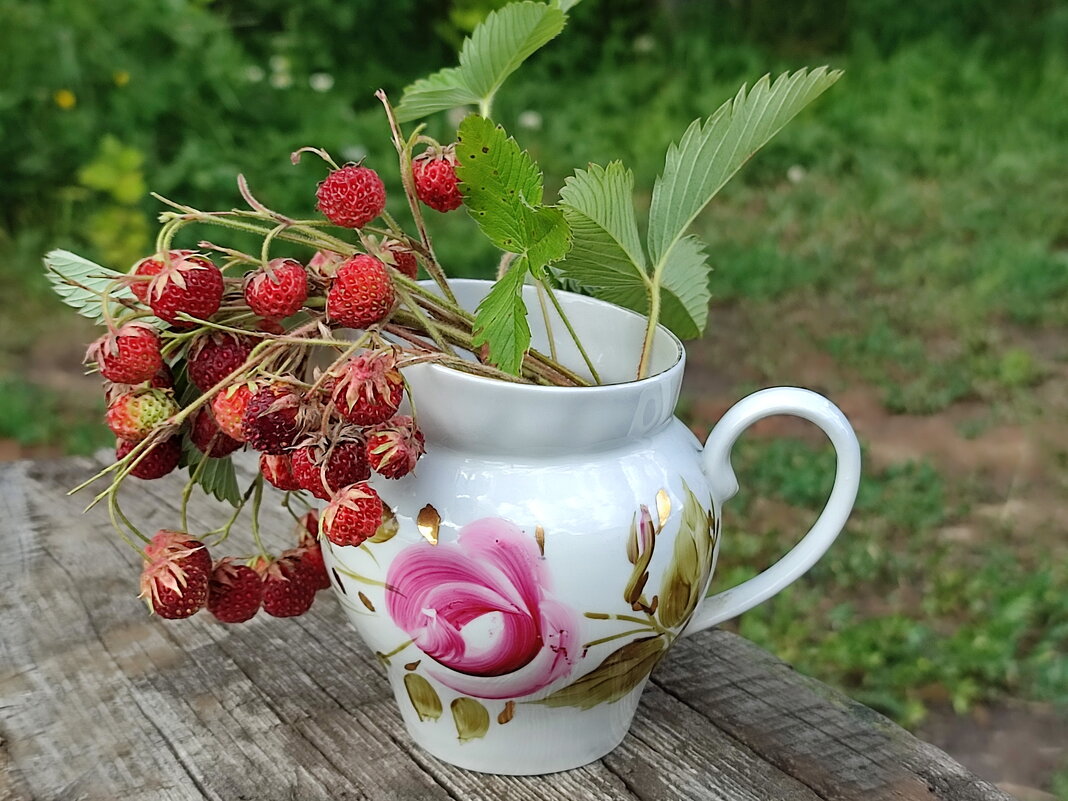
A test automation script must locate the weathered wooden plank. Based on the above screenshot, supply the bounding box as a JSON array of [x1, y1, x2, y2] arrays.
[[0, 457, 1018, 801], [654, 632, 1016, 801]]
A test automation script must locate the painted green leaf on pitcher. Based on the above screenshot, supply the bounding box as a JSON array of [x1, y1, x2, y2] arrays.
[[404, 673, 443, 721], [451, 697, 491, 741], [657, 481, 717, 629], [534, 635, 666, 710]]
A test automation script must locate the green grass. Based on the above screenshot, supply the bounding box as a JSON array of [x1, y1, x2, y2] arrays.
[[713, 439, 1068, 728], [2, 3, 1067, 783]]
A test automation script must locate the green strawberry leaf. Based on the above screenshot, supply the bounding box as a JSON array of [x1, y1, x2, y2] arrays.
[[455, 115, 570, 271], [43, 249, 135, 326], [656, 235, 711, 341], [647, 67, 842, 270], [471, 256, 532, 376], [395, 2, 567, 122]]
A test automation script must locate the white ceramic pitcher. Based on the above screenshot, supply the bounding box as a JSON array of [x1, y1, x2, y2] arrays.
[[322, 280, 861, 775]]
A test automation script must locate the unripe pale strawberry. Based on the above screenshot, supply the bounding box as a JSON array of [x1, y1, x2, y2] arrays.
[[106, 388, 179, 442], [211, 384, 255, 441], [87, 322, 163, 385], [244, 258, 309, 319], [316, 165, 386, 228], [326, 255, 394, 329]]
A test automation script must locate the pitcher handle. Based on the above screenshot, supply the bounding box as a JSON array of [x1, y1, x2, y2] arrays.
[[685, 387, 861, 635]]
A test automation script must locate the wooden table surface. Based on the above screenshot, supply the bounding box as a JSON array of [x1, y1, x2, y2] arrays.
[[0, 456, 1014, 801]]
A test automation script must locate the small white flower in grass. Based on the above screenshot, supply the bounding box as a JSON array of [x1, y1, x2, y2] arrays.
[[245, 65, 265, 83], [309, 73, 334, 93], [787, 165, 807, 184], [633, 34, 656, 54], [517, 110, 542, 131], [269, 54, 290, 73], [270, 72, 293, 90]]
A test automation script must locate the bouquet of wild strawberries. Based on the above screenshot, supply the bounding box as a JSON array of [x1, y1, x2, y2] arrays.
[[48, 1, 839, 627]]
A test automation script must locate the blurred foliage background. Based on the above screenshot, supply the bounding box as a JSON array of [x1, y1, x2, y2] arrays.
[[1, 0, 1066, 794]]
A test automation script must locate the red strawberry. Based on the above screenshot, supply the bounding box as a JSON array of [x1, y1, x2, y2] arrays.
[[186, 332, 254, 392], [295, 513, 330, 591], [412, 145, 463, 212], [257, 318, 286, 335], [321, 482, 384, 547], [326, 254, 395, 329], [260, 453, 301, 490], [106, 388, 179, 442], [316, 165, 386, 229], [128, 250, 208, 304], [258, 553, 317, 618], [291, 435, 370, 500], [366, 415, 425, 479], [116, 436, 182, 479], [190, 408, 242, 457], [86, 322, 162, 385], [329, 348, 404, 425], [244, 258, 309, 320], [147, 253, 224, 328], [207, 559, 263, 623], [139, 531, 211, 619], [211, 384, 255, 441], [242, 384, 304, 454]]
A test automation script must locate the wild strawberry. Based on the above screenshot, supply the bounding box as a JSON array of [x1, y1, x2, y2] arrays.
[[116, 436, 182, 479], [147, 253, 224, 328], [295, 512, 330, 591], [148, 365, 174, 388], [326, 254, 395, 329], [186, 332, 254, 392], [291, 434, 370, 501], [366, 415, 425, 479], [190, 408, 242, 458], [86, 322, 163, 385], [259, 453, 301, 490], [242, 384, 304, 454], [145, 530, 213, 574], [321, 482, 384, 547], [329, 348, 404, 425], [261, 452, 300, 489], [257, 318, 286, 335], [139, 531, 211, 619], [211, 384, 255, 441], [316, 164, 386, 229], [258, 553, 317, 618], [244, 258, 309, 319], [373, 238, 418, 280], [207, 559, 263, 623], [128, 250, 209, 304], [412, 144, 463, 212], [106, 388, 179, 442]]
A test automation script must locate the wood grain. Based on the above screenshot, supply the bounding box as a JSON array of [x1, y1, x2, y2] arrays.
[[0, 457, 1015, 800]]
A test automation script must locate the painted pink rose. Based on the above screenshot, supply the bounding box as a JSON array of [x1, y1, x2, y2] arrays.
[[386, 517, 578, 699]]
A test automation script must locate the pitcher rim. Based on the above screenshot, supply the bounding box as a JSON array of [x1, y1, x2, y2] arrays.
[[414, 278, 687, 394]]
